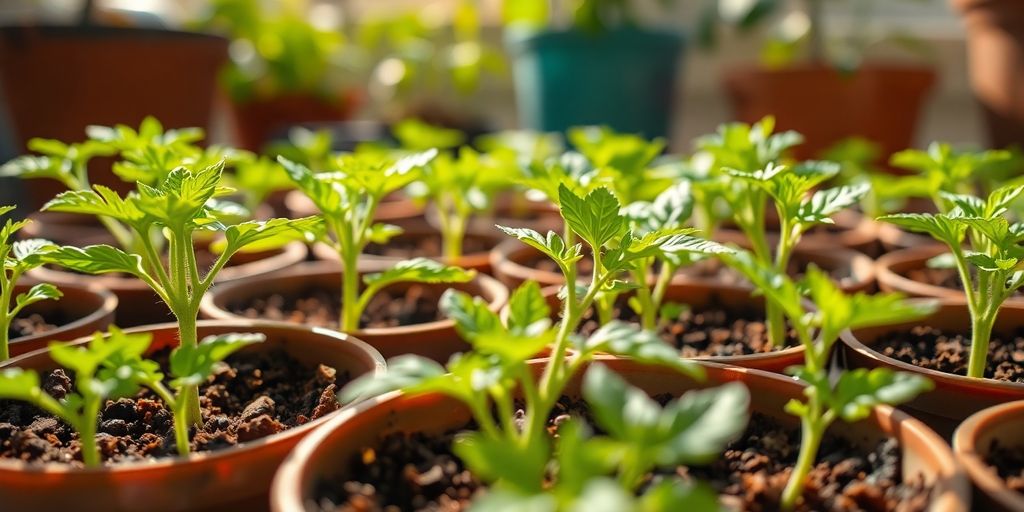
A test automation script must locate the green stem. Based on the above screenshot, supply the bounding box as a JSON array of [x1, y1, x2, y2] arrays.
[[0, 272, 14, 361], [967, 309, 995, 379], [175, 313, 203, 427], [442, 214, 466, 262], [632, 265, 656, 331], [78, 398, 102, 467], [341, 249, 361, 332], [781, 416, 828, 511], [651, 262, 676, 315], [172, 401, 191, 457]]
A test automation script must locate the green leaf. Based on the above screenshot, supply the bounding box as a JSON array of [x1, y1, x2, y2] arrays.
[[569, 479, 635, 512], [14, 283, 62, 311], [470, 490, 556, 512], [496, 226, 582, 269], [878, 213, 965, 247], [42, 186, 143, 223], [10, 238, 57, 266], [658, 381, 750, 465], [797, 183, 870, 225], [440, 289, 502, 340], [578, 322, 703, 379], [0, 368, 44, 403], [220, 216, 323, 253], [338, 354, 447, 404], [169, 332, 264, 388], [638, 479, 722, 512], [0, 155, 67, 182], [558, 185, 625, 249], [441, 288, 552, 362], [453, 430, 548, 493], [278, 156, 344, 215], [393, 119, 465, 150], [831, 368, 934, 422], [364, 258, 474, 290], [506, 281, 551, 336], [44, 245, 146, 277], [367, 223, 403, 245], [721, 249, 805, 322]]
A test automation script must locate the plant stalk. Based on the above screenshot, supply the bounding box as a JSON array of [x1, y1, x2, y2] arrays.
[[79, 399, 101, 467], [781, 417, 826, 511], [341, 250, 361, 332], [967, 310, 995, 379]]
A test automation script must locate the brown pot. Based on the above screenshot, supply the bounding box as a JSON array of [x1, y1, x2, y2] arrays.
[[0, 26, 227, 209], [283, 189, 423, 224], [840, 299, 1024, 437], [28, 242, 308, 327], [0, 320, 384, 512], [724, 64, 936, 162], [718, 210, 881, 255], [952, 0, 1024, 148], [954, 400, 1024, 511], [270, 357, 968, 511], [311, 218, 502, 274], [8, 282, 117, 357], [875, 245, 1020, 305], [877, 222, 941, 254], [229, 92, 361, 151], [536, 281, 806, 373], [199, 261, 509, 363], [437, 193, 561, 235]]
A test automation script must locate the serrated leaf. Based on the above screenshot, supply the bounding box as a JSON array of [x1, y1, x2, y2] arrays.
[[578, 321, 702, 378], [10, 238, 57, 265], [453, 430, 548, 493], [42, 186, 143, 223], [496, 226, 582, 269], [364, 258, 474, 290], [219, 216, 323, 253], [832, 368, 934, 422], [878, 213, 965, 247], [339, 354, 447, 404], [14, 283, 62, 311], [44, 245, 145, 277], [169, 332, 264, 388], [797, 183, 870, 225], [558, 184, 625, 248], [506, 281, 551, 336]]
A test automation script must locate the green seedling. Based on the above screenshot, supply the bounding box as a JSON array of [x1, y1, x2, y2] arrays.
[[278, 151, 474, 332], [725, 251, 937, 510], [39, 161, 319, 425], [880, 185, 1024, 378], [568, 126, 670, 204], [890, 142, 1021, 211], [0, 206, 59, 360]]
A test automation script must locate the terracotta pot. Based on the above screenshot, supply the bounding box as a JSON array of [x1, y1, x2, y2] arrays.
[[0, 26, 227, 209], [877, 222, 941, 254], [200, 261, 509, 363], [311, 218, 503, 274], [875, 245, 1021, 306], [724, 64, 936, 163], [718, 210, 881, 255], [439, 193, 561, 235], [536, 281, 805, 373], [952, 0, 1024, 148], [840, 299, 1024, 437], [283, 189, 423, 224], [8, 282, 117, 357], [19, 212, 110, 246], [229, 92, 362, 151], [28, 242, 308, 327], [0, 320, 384, 512], [954, 400, 1024, 511], [270, 357, 968, 511]]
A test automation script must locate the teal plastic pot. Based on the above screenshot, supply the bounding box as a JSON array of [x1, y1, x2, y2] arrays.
[[506, 27, 684, 139]]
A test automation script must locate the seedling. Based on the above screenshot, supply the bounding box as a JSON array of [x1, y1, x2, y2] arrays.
[[699, 118, 869, 348], [725, 251, 936, 510], [0, 206, 59, 360], [278, 152, 474, 332], [39, 162, 319, 425], [567, 126, 669, 204], [880, 185, 1024, 378], [890, 142, 1021, 212]]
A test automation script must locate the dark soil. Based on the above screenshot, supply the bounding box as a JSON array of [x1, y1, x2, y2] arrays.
[[986, 439, 1024, 495], [312, 404, 930, 512], [228, 285, 445, 329], [365, 233, 496, 259], [7, 311, 63, 340], [874, 326, 1024, 382], [579, 298, 797, 357], [0, 349, 344, 466], [903, 266, 1024, 298]]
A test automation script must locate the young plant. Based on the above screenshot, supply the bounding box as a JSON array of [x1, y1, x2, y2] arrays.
[[879, 185, 1024, 378], [0, 206, 59, 360], [568, 125, 671, 204], [700, 118, 869, 348], [39, 162, 319, 425], [890, 142, 1021, 212], [278, 151, 474, 332], [725, 251, 937, 510]]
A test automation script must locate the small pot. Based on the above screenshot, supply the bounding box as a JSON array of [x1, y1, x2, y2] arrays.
[[875, 245, 1020, 305], [954, 400, 1024, 511], [283, 189, 423, 224], [840, 299, 1024, 437], [311, 219, 503, 274], [270, 357, 968, 511], [8, 282, 117, 357], [537, 281, 806, 373], [229, 92, 362, 151], [0, 320, 385, 512], [28, 242, 308, 327], [200, 261, 509, 363]]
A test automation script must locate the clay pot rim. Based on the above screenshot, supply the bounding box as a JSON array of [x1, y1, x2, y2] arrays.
[[200, 260, 510, 337], [839, 298, 1024, 392], [725, 62, 938, 79], [953, 400, 1024, 510], [9, 282, 117, 347], [283, 189, 422, 222], [0, 319, 385, 475], [874, 245, 1015, 302], [27, 241, 308, 289], [271, 356, 967, 512]]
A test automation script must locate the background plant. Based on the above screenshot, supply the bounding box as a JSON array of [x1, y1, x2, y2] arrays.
[[0, 206, 59, 360], [725, 251, 936, 510]]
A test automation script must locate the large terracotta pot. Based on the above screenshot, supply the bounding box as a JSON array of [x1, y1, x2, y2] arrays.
[[8, 282, 116, 358], [0, 25, 227, 209], [228, 92, 362, 151], [875, 245, 1021, 305], [200, 261, 509, 363], [725, 64, 936, 162], [952, 0, 1024, 148], [840, 299, 1024, 437], [0, 320, 385, 512], [28, 242, 308, 327], [954, 400, 1024, 511], [270, 357, 969, 511]]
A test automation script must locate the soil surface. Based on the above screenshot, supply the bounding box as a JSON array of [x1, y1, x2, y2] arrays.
[[312, 404, 930, 512], [0, 349, 344, 466], [229, 285, 446, 329], [7, 312, 62, 340], [874, 325, 1024, 382], [986, 439, 1024, 495], [365, 233, 495, 260], [579, 298, 797, 357]]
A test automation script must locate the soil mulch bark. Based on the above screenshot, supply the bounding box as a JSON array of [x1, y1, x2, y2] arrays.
[[229, 286, 445, 329], [579, 299, 797, 357], [0, 349, 345, 466], [985, 439, 1024, 495], [365, 234, 494, 260], [312, 404, 930, 512], [874, 326, 1024, 382], [7, 312, 62, 340]]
